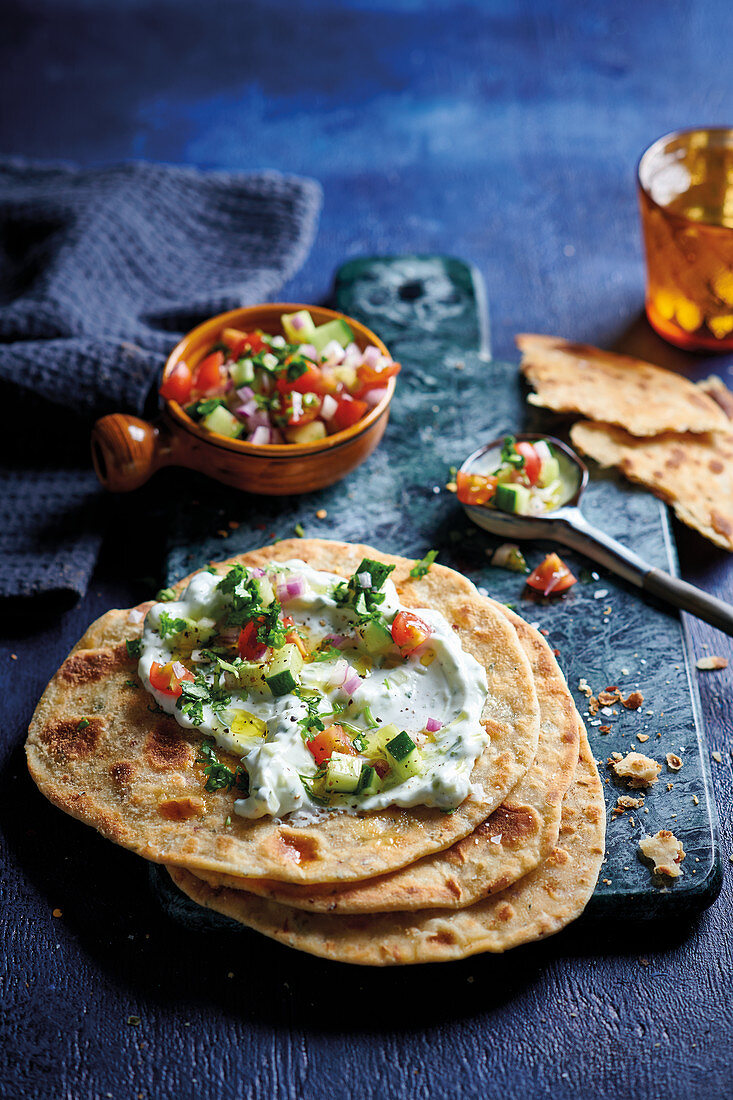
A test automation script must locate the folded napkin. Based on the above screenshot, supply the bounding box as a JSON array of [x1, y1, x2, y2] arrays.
[[0, 159, 321, 606]]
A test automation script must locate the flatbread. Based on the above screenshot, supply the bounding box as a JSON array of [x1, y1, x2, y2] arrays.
[[192, 605, 580, 913], [570, 421, 733, 552], [516, 334, 727, 436], [167, 726, 604, 965], [26, 540, 540, 885]]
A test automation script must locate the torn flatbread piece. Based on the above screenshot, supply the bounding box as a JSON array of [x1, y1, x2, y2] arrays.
[[517, 334, 727, 436], [570, 420, 733, 551]]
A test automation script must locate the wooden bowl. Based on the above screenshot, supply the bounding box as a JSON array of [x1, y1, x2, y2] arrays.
[[91, 304, 396, 495]]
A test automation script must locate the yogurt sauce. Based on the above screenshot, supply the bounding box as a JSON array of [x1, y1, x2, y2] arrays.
[[139, 561, 489, 822]]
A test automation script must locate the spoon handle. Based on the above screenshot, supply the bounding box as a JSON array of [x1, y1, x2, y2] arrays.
[[554, 509, 733, 636], [643, 570, 733, 637]]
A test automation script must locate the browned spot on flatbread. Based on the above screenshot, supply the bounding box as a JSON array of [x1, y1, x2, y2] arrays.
[[277, 832, 321, 865], [39, 717, 103, 760], [709, 459, 725, 474], [144, 723, 191, 770], [665, 447, 687, 470], [712, 511, 733, 537], [444, 877, 462, 899], [59, 647, 127, 686], [428, 928, 457, 946], [159, 797, 203, 821], [110, 760, 137, 787], [477, 804, 539, 848], [497, 902, 514, 922]]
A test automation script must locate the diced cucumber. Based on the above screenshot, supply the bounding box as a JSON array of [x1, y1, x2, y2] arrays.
[[357, 619, 394, 657], [230, 358, 255, 386], [355, 763, 381, 796], [228, 709, 267, 743], [257, 575, 275, 607], [202, 405, 244, 439], [324, 752, 363, 793], [331, 364, 357, 389], [537, 455, 560, 488], [264, 643, 303, 696], [362, 723, 399, 758], [386, 730, 422, 782], [281, 310, 317, 345], [285, 421, 327, 444], [310, 318, 354, 353], [494, 482, 530, 515], [223, 661, 271, 695]]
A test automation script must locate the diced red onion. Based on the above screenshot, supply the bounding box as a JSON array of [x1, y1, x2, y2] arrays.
[[342, 671, 361, 697], [172, 661, 187, 679], [299, 343, 317, 360], [361, 345, 382, 368], [248, 409, 270, 430], [287, 576, 306, 598], [343, 343, 361, 366], [320, 340, 345, 365], [362, 387, 388, 408], [236, 385, 255, 402], [234, 399, 258, 419], [324, 633, 346, 647], [357, 571, 371, 588], [320, 393, 338, 420], [251, 568, 265, 578], [326, 658, 348, 688], [248, 426, 271, 445], [426, 717, 442, 733], [219, 626, 240, 645]]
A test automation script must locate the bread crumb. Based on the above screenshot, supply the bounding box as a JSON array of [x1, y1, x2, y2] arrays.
[[52, 908, 62, 918], [693, 795, 699, 805], [578, 678, 592, 698], [609, 751, 662, 788], [666, 753, 683, 771], [712, 751, 723, 763], [696, 656, 728, 670], [613, 795, 645, 815], [639, 831, 685, 879], [316, 509, 327, 520], [228, 520, 240, 530], [637, 733, 650, 743]]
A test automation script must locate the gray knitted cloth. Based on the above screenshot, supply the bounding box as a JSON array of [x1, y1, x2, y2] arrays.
[[0, 159, 321, 604]]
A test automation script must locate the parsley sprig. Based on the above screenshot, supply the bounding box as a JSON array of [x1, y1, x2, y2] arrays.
[[158, 610, 188, 639], [410, 549, 438, 578]]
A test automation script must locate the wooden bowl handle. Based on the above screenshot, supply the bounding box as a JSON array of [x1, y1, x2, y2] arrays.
[[91, 414, 167, 492]]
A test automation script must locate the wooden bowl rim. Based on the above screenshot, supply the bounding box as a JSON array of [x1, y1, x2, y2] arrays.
[[162, 303, 396, 457]]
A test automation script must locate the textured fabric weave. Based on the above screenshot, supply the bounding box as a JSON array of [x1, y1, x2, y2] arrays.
[[0, 159, 321, 603]]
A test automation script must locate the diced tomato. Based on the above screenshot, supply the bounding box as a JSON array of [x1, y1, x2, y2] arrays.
[[390, 610, 433, 653], [306, 724, 356, 766], [282, 615, 309, 658], [332, 395, 369, 431], [526, 553, 577, 597], [220, 328, 249, 358], [456, 471, 497, 506], [353, 360, 401, 397], [160, 362, 193, 404], [237, 618, 268, 661], [289, 362, 328, 395], [149, 659, 194, 697], [278, 390, 321, 427], [515, 441, 541, 487], [191, 350, 225, 394]]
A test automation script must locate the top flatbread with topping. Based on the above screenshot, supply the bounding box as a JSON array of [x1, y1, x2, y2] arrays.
[[26, 540, 540, 886], [516, 334, 728, 437]]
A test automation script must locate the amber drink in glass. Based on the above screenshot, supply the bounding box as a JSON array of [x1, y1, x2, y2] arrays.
[[638, 127, 733, 351]]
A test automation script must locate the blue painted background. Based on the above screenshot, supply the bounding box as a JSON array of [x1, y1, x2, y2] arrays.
[[2, 2, 733, 1098]]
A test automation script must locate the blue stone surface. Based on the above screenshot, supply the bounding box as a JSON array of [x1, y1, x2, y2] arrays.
[[3, 4, 733, 1099]]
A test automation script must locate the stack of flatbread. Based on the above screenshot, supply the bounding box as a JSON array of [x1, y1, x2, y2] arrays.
[[26, 540, 605, 966], [517, 335, 733, 552]]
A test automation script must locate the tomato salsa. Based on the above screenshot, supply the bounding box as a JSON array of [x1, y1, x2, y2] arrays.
[[457, 435, 566, 516], [160, 309, 400, 445]]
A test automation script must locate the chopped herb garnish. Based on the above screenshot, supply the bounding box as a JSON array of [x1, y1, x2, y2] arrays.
[[409, 549, 438, 578], [126, 639, 142, 660], [294, 523, 305, 538], [333, 558, 395, 623], [158, 611, 188, 639], [200, 650, 242, 676], [185, 398, 226, 420], [225, 815, 232, 827], [298, 695, 325, 739], [156, 587, 177, 602], [206, 565, 219, 574], [196, 740, 248, 794], [76, 718, 90, 731], [313, 645, 343, 663], [124, 679, 139, 689], [362, 704, 378, 728], [497, 435, 524, 470], [286, 358, 309, 381], [299, 775, 330, 806]]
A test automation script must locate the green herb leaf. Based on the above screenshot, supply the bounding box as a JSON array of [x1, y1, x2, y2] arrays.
[[158, 611, 188, 639], [124, 679, 139, 689], [313, 645, 343, 663], [196, 740, 249, 795], [299, 774, 330, 807], [294, 523, 305, 538], [126, 639, 142, 660], [156, 587, 177, 602], [333, 558, 395, 623], [185, 398, 226, 420], [76, 718, 90, 731], [409, 549, 438, 578]]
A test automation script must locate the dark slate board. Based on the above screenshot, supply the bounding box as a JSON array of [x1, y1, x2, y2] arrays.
[[160, 255, 721, 926]]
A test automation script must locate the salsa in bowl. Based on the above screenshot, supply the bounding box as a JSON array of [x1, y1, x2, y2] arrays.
[[91, 304, 398, 495]]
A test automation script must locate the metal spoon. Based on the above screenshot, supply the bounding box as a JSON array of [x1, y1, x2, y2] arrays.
[[460, 433, 733, 636]]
